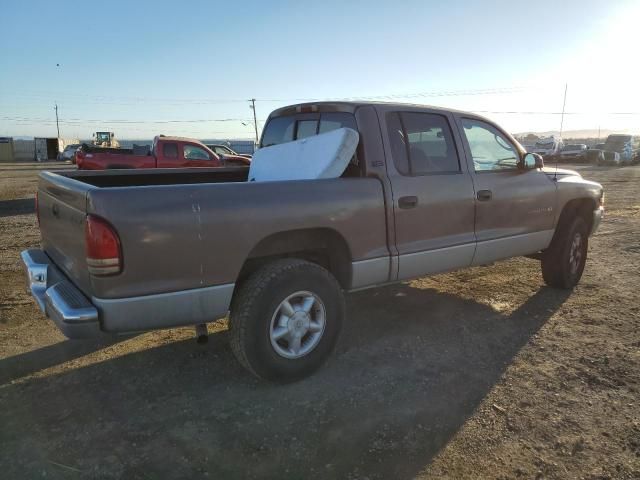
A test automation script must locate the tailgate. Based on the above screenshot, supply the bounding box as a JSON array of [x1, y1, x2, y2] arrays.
[[38, 171, 94, 296]]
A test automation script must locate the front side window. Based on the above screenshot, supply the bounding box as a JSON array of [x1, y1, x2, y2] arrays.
[[183, 145, 210, 160], [387, 112, 460, 175], [461, 119, 520, 171]]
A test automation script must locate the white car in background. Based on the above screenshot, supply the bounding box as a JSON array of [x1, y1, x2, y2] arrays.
[[533, 137, 564, 156], [560, 144, 587, 161], [58, 144, 81, 163]]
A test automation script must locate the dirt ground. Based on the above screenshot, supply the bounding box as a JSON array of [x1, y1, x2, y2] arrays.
[[0, 161, 638, 480]]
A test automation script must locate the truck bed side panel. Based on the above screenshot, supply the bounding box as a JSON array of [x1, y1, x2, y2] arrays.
[[81, 152, 155, 170], [87, 178, 388, 299]]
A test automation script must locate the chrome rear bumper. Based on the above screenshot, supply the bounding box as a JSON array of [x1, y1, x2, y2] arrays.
[[21, 249, 101, 339], [21, 249, 235, 338]]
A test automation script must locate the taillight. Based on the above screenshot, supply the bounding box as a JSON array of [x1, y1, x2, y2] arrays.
[[35, 191, 40, 226], [85, 215, 122, 276]]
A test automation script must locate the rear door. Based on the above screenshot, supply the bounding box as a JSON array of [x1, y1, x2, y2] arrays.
[[455, 116, 556, 265], [382, 109, 477, 281]]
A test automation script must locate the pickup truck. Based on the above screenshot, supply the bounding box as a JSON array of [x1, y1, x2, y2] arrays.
[[76, 135, 250, 170], [22, 101, 604, 382]]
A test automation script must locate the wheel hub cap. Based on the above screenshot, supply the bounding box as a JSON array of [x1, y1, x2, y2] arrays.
[[269, 291, 326, 359]]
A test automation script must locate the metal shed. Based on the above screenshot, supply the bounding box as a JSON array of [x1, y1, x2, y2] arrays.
[[0, 137, 15, 162]]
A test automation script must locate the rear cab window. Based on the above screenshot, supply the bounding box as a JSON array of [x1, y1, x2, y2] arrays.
[[261, 112, 357, 148], [260, 111, 361, 176]]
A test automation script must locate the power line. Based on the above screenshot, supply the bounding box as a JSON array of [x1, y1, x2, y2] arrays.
[[0, 116, 254, 124], [2, 86, 532, 107]]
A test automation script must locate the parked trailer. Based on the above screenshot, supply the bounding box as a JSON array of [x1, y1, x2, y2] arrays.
[[32, 138, 79, 161], [34, 137, 60, 161], [13, 140, 35, 161]]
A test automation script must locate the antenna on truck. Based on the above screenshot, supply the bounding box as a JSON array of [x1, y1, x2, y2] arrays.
[[556, 83, 568, 180]]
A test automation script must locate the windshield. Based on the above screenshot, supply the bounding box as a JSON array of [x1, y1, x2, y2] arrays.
[[212, 145, 234, 155], [535, 141, 555, 148], [96, 132, 110, 143]]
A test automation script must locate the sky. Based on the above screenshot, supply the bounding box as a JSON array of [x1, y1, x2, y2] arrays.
[[1, 0, 639, 140]]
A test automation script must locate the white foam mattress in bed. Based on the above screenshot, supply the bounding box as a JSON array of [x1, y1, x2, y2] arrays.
[[248, 127, 359, 182]]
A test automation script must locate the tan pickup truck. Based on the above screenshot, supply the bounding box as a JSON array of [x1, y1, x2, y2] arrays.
[[22, 101, 604, 381]]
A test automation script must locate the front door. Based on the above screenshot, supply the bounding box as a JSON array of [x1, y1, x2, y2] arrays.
[[383, 110, 477, 281], [456, 117, 557, 265]]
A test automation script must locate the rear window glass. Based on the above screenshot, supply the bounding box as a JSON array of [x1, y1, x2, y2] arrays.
[[261, 116, 295, 147], [296, 120, 319, 139], [261, 112, 357, 147]]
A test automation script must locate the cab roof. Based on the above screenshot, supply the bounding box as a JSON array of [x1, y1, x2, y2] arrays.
[[268, 100, 473, 118]]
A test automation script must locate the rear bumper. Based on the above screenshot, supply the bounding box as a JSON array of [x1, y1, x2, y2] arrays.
[[21, 249, 235, 339], [21, 249, 102, 339]]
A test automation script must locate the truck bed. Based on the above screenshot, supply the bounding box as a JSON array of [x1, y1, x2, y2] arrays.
[[37, 168, 389, 303], [60, 166, 250, 187]]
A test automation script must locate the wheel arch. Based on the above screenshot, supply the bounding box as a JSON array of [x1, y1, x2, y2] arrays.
[[236, 228, 352, 291], [552, 197, 598, 242], [555, 197, 596, 235]]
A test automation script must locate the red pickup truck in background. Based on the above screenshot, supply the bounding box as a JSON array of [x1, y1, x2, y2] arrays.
[[76, 135, 250, 170]]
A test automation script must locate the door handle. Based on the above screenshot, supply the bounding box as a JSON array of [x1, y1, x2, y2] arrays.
[[398, 196, 418, 209], [477, 190, 492, 201]]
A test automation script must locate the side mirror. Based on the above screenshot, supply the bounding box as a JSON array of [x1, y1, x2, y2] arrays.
[[523, 152, 544, 169]]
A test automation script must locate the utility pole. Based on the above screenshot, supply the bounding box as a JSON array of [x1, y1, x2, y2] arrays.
[[559, 83, 567, 139], [249, 98, 259, 144], [54, 102, 60, 139]]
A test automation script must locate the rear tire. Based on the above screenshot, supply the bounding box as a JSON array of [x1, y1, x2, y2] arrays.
[[541, 216, 589, 289], [229, 259, 344, 382]]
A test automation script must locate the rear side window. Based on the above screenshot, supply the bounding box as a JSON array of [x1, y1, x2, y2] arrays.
[[261, 112, 357, 147], [163, 142, 178, 158], [386, 112, 460, 175]]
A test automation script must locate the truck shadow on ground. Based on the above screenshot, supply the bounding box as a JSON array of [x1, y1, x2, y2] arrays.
[[0, 198, 35, 217], [0, 335, 130, 384], [0, 283, 570, 480]]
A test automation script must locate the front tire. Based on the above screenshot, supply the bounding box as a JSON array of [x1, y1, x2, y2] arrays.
[[229, 259, 344, 382], [541, 216, 589, 289]]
